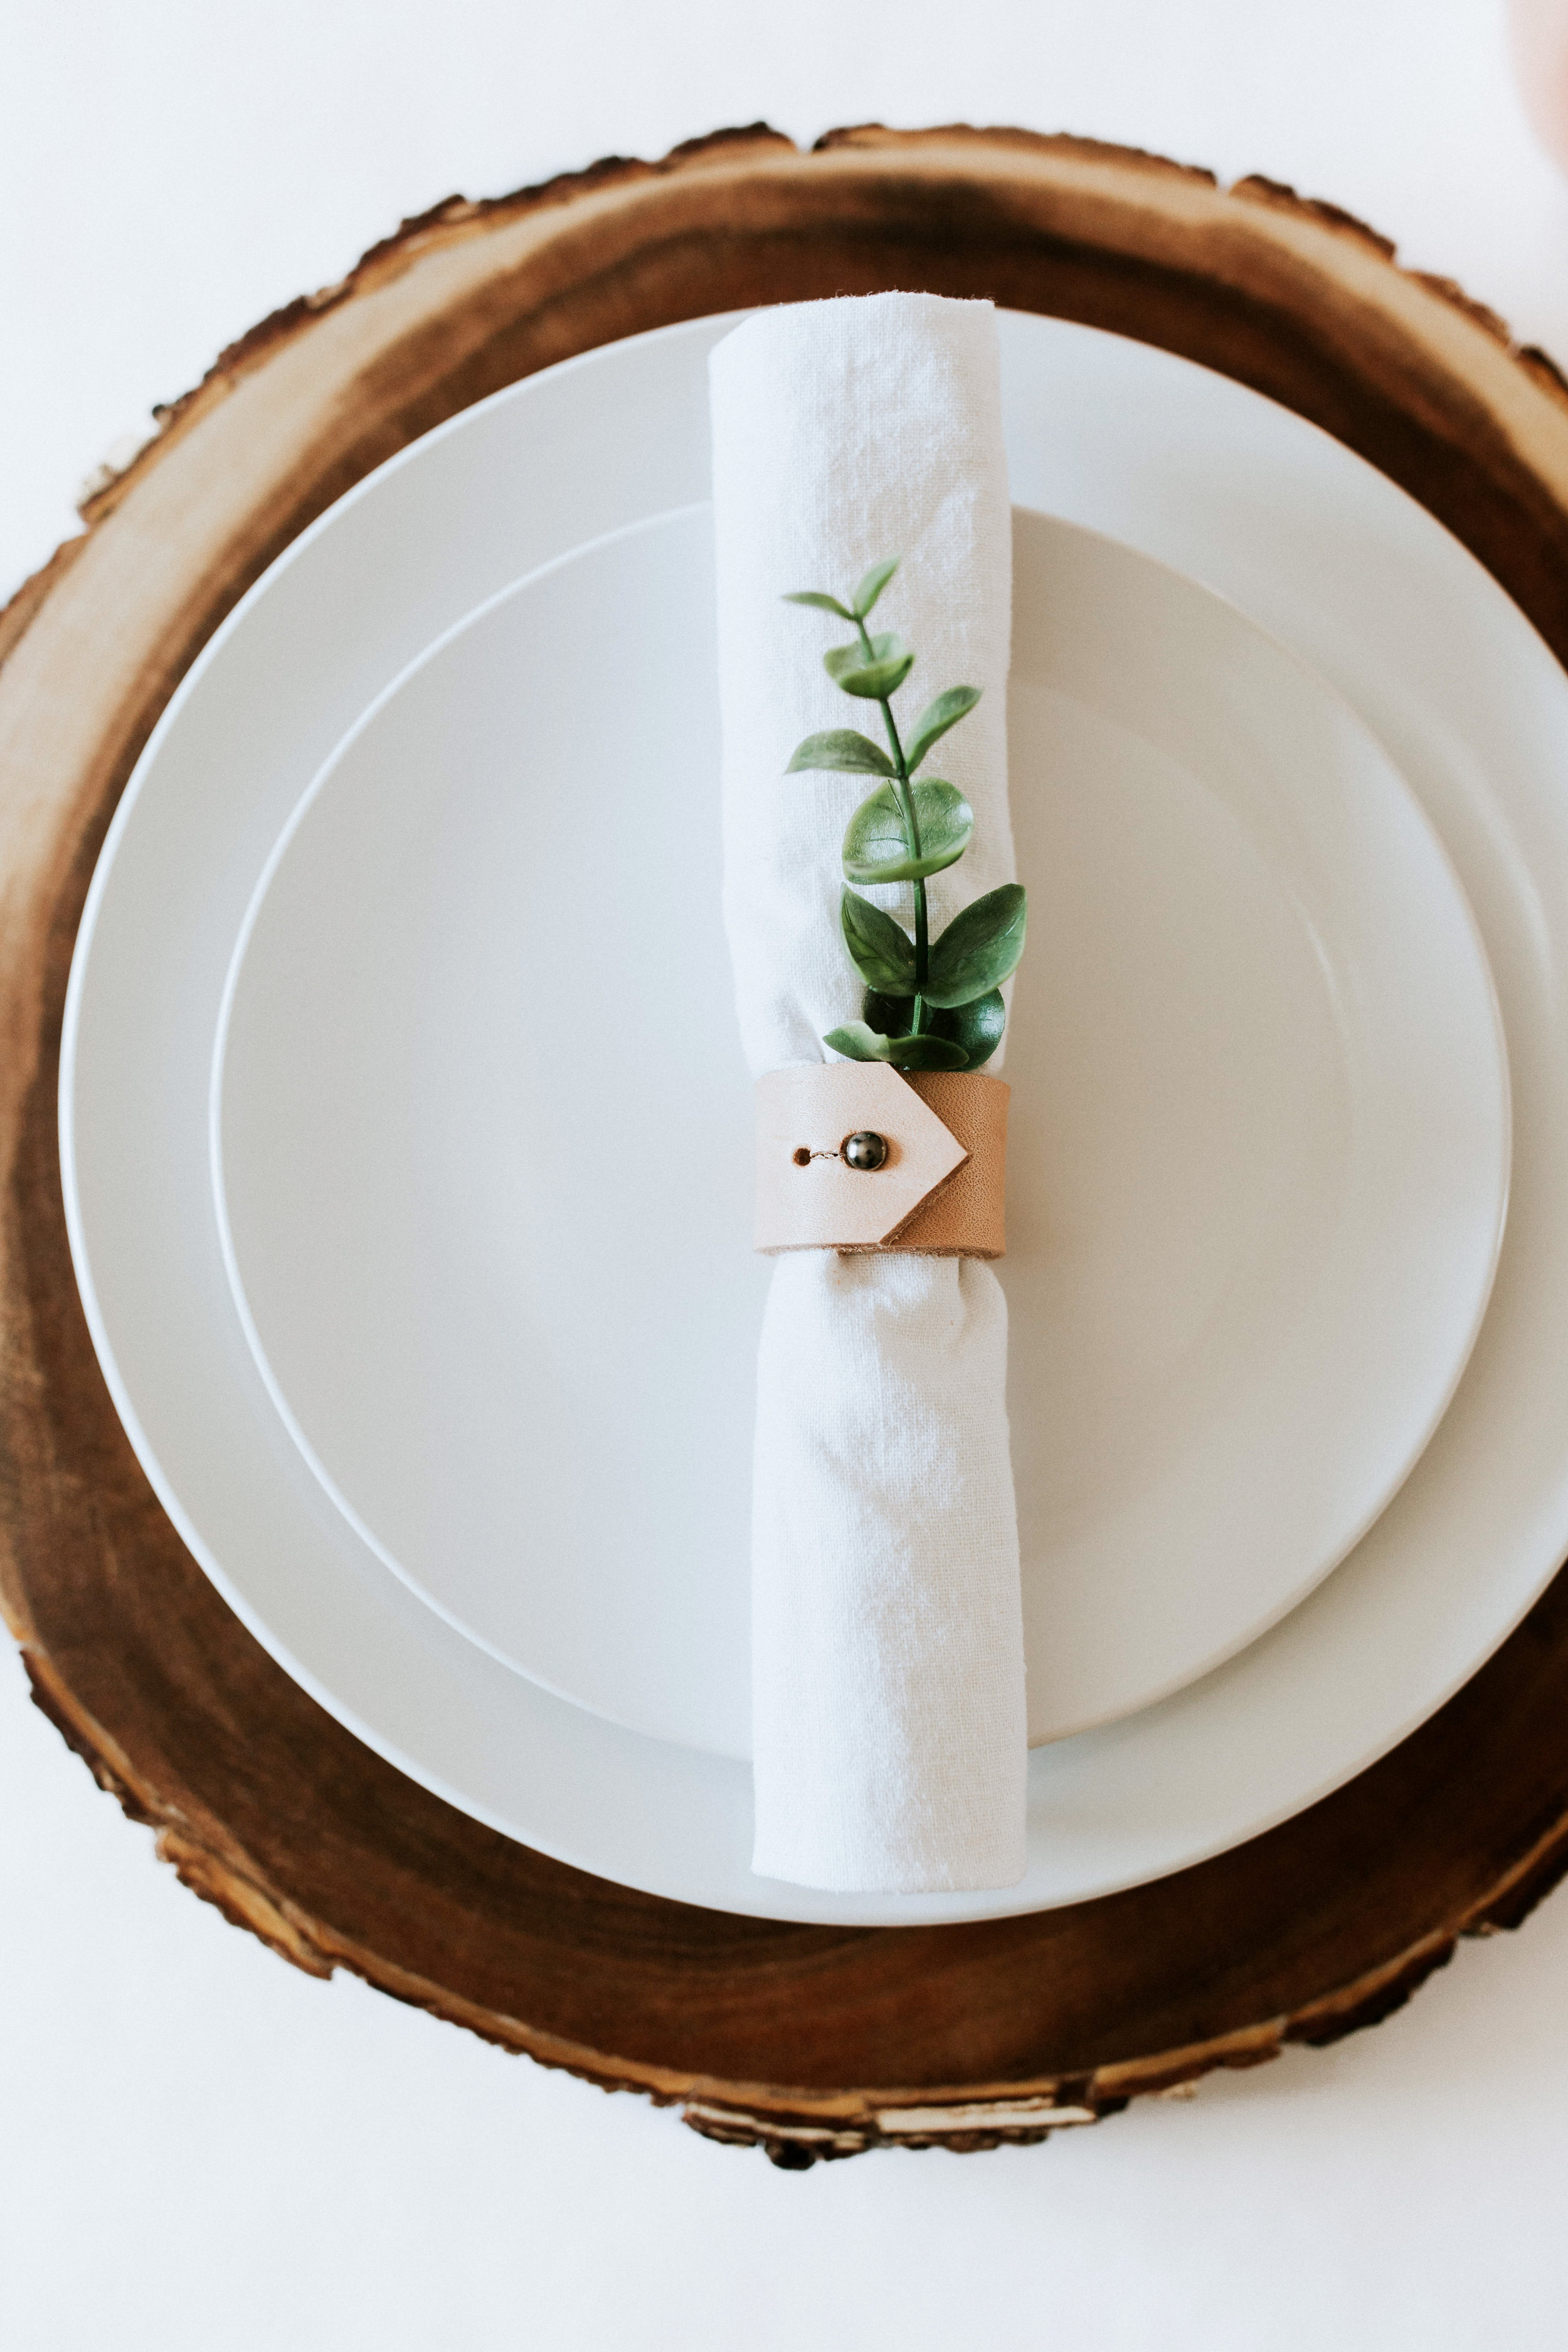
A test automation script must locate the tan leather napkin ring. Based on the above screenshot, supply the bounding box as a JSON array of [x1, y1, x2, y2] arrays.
[[754, 1065, 1009, 1258]]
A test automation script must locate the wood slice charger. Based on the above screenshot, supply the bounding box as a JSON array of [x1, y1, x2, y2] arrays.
[[6, 125, 1568, 2166]]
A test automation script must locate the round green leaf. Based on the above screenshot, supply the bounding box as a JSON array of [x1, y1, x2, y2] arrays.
[[862, 987, 1007, 1070], [884, 1033, 969, 1071], [840, 889, 917, 995], [923, 884, 1028, 1008], [833, 653, 916, 700], [825, 632, 914, 701], [861, 990, 916, 1035], [825, 631, 902, 678], [824, 1021, 968, 1071], [842, 780, 973, 883], [786, 729, 896, 777], [939, 988, 1007, 1069]]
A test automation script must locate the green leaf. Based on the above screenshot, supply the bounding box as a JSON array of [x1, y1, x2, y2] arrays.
[[824, 632, 902, 679], [940, 988, 1007, 1069], [823, 1021, 894, 1062], [904, 685, 982, 773], [923, 884, 1028, 1007], [782, 590, 853, 617], [842, 780, 972, 883], [841, 777, 973, 882], [785, 729, 896, 777], [840, 889, 918, 995], [824, 1021, 968, 1071], [886, 1032, 970, 1070], [825, 632, 915, 701], [862, 988, 1007, 1070], [862, 990, 915, 1035], [833, 652, 916, 700], [852, 557, 900, 620]]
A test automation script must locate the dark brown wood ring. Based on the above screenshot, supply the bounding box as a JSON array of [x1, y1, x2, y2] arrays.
[[6, 125, 1568, 2166]]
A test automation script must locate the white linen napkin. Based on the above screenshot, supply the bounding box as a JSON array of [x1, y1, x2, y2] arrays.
[[710, 291, 1028, 1894]]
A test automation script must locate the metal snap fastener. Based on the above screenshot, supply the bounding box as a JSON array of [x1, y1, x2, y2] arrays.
[[841, 1130, 889, 1171]]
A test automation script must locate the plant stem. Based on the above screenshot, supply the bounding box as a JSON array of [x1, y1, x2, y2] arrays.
[[857, 616, 927, 1032]]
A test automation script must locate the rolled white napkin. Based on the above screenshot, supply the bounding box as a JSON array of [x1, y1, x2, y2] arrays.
[[710, 291, 1028, 1894]]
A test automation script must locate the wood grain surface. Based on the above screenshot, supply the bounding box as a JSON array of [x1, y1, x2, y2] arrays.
[[6, 125, 1568, 2166]]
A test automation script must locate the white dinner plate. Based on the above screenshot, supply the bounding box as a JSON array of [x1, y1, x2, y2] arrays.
[[212, 507, 1507, 1757], [60, 310, 1568, 1927]]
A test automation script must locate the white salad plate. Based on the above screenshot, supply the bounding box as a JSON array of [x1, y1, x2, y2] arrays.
[[60, 309, 1568, 1927], [212, 506, 1506, 1759]]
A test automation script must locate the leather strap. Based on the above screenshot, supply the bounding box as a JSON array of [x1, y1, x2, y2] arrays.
[[754, 1064, 1009, 1258]]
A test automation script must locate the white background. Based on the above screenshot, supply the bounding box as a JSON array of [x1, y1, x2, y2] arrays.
[[5, 3, 1568, 2343]]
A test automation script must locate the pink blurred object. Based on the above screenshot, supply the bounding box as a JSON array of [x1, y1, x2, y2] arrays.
[[1510, 0, 1568, 174]]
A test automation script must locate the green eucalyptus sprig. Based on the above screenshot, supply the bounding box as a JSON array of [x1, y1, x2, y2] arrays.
[[783, 557, 1026, 1073]]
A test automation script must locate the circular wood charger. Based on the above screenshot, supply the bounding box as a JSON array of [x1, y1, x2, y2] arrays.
[[7, 125, 1568, 2167]]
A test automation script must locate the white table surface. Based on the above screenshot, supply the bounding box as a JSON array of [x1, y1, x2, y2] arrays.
[[6, 4, 1568, 2345]]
